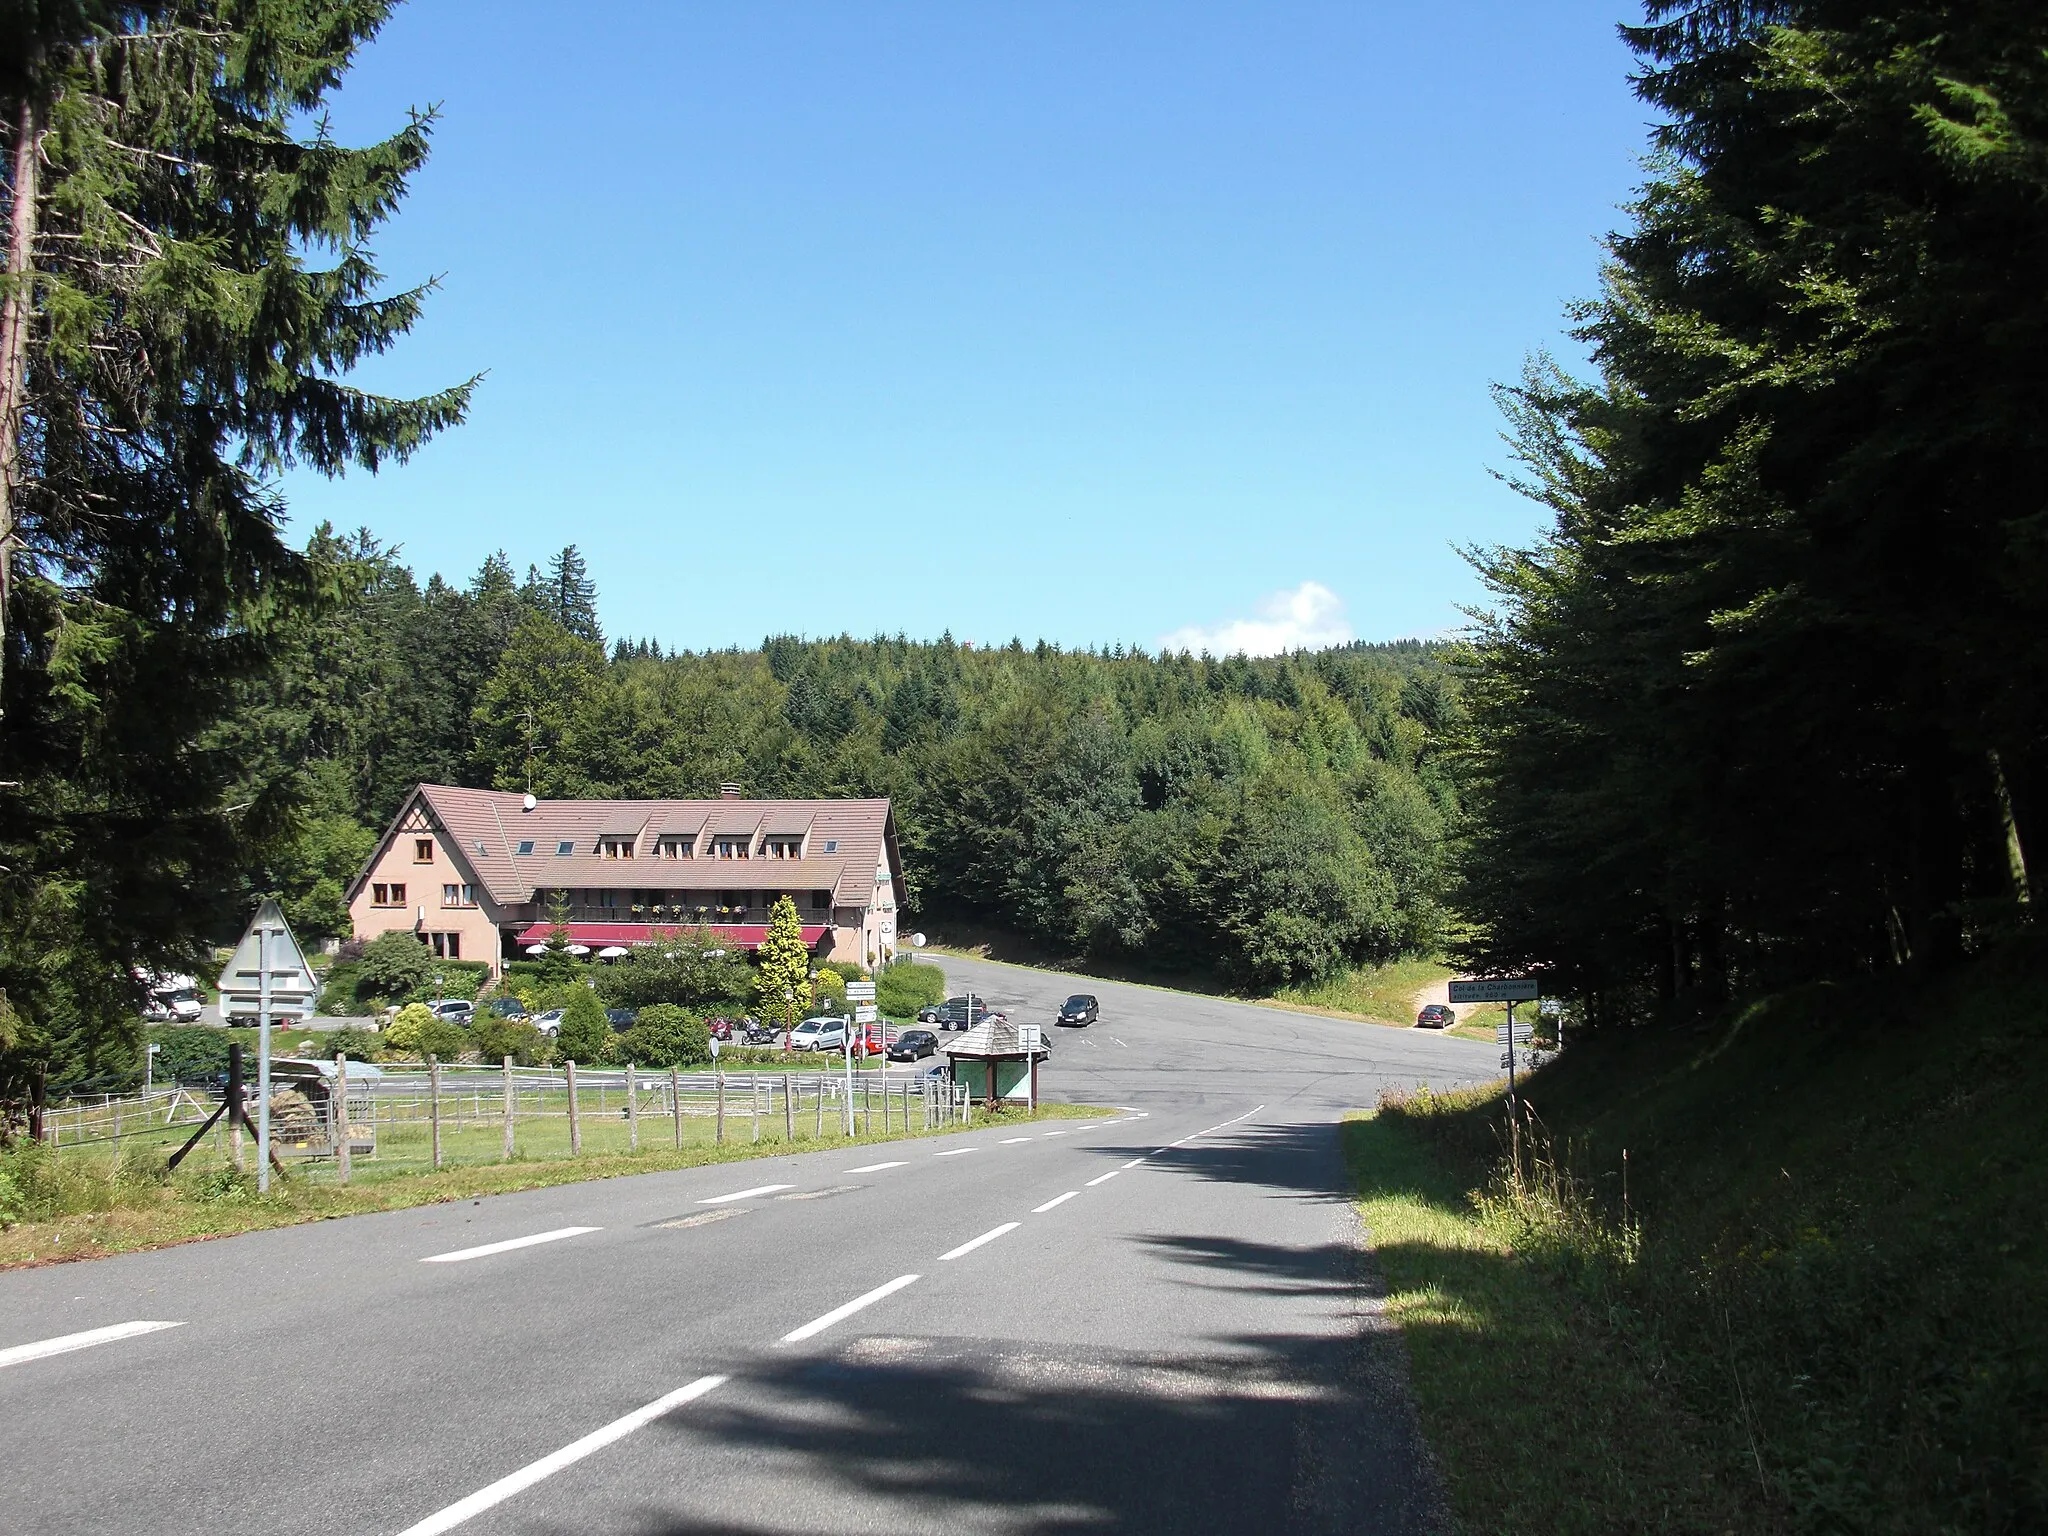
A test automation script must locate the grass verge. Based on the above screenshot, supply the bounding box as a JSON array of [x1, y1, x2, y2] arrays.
[[1342, 940, 2048, 1534], [0, 1099, 1112, 1272]]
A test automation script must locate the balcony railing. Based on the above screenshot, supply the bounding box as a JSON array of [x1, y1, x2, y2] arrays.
[[509, 905, 832, 928]]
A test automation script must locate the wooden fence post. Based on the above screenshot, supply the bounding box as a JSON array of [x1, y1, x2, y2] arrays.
[[429, 1055, 443, 1170], [227, 1045, 244, 1168], [567, 1059, 582, 1154], [501, 1055, 515, 1160], [333, 1053, 352, 1186], [782, 1073, 793, 1142], [627, 1063, 639, 1152]]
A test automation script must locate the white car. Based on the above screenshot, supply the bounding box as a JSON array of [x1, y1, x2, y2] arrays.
[[789, 1016, 848, 1052], [532, 1008, 565, 1038], [427, 999, 475, 1024], [145, 991, 204, 1024]]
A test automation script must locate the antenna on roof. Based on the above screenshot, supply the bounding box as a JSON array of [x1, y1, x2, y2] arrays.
[[522, 792, 537, 812]]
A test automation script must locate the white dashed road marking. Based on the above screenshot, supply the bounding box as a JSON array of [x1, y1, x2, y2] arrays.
[[421, 1227, 601, 1264], [845, 1161, 907, 1173], [1032, 1192, 1079, 1213], [939, 1222, 1021, 1261], [394, 1375, 727, 1535], [781, 1275, 922, 1344], [698, 1185, 795, 1206], [0, 1321, 184, 1370]]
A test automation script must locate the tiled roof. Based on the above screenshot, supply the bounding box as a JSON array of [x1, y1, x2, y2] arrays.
[[353, 786, 897, 911], [941, 1017, 1049, 1059]]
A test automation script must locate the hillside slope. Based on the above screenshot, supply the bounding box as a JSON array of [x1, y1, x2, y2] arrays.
[[1349, 940, 2047, 1533]]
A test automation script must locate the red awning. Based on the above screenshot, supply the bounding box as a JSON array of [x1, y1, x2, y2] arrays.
[[513, 922, 829, 951]]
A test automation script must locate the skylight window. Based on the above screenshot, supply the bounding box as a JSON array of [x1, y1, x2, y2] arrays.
[[823, 839, 838, 853], [556, 840, 575, 856], [517, 840, 534, 855]]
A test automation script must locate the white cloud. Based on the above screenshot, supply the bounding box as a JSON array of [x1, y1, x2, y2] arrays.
[[1157, 581, 1354, 657]]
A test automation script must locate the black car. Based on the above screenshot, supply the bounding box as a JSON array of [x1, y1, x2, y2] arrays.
[[887, 1028, 939, 1062], [606, 1007, 639, 1031], [1415, 1003, 1455, 1029], [917, 995, 992, 1031], [483, 996, 529, 1020], [1056, 994, 1098, 1027]]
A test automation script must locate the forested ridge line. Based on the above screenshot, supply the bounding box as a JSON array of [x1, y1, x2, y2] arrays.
[[232, 530, 1463, 996]]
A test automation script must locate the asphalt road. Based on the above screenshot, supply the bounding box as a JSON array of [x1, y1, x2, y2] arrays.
[[2, 958, 1493, 1535]]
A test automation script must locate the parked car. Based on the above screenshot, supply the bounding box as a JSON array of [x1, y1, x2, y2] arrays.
[[918, 995, 993, 1031], [427, 999, 475, 1024], [606, 1007, 638, 1031], [533, 1008, 565, 1037], [1055, 994, 1098, 1028], [789, 1016, 848, 1052], [483, 996, 529, 1020], [145, 990, 205, 1024], [887, 1028, 939, 1062], [1415, 1003, 1455, 1029], [852, 1021, 886, 1056]]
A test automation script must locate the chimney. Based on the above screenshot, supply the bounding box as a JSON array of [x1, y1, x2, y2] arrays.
[[719, 783, 743, 800]]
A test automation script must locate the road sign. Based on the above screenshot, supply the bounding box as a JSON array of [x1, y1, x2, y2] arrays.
[[1539, 997, 1562, 1016], [1448, 977, 1540, 1004], [845, 981, 877, 1001], [853, 1003, 878, 1024], [1018, 1024, 1042, 1053], [1500, 1053, 1517, 1070], [1496, 1024, 1534, 1043], [216, 899, 317, 1016]]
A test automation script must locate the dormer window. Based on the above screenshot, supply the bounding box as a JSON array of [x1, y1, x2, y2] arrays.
[[713, 836, 749, 859], [764, 836, 804, 859], [656, 836, 694, 859], [600, 836, 636, 860]]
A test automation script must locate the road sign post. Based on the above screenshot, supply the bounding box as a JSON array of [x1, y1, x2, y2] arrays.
[[217, 900, 317, 1194], [1449, 978, 1538, 1122]]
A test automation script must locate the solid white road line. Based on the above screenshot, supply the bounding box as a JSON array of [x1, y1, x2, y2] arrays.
[[394, 1375, 727, 1536], [1085, 1170, 1120, 1187], [1032, 1192, 1079, 1213], [780, 1274, 922, 1344], [421, 1227, 600, 1264], [939, 1222, 1021, 1261], [999, 1137, 1033, 1144], [932, 1147, 978, 1157], [0, 1320, 183, 1370], [697, 1184, 795, 1205], [845, 1161, 907, 1173]]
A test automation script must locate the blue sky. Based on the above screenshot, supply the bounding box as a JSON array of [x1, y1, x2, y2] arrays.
[[283, 1, 1648, 654]]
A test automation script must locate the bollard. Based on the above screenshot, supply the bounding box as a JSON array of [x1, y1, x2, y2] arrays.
[[627, 1063, 639, 1153], [429, 1055, 443, 1170], [567, 1060, 581, 1154], [501, 1055, 515, 1160], [334, 1053, 352, 1186], [673, 1066, 684, 1150]]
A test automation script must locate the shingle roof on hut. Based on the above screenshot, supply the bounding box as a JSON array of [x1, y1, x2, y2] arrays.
[[940, 1017, 1049, 1060]]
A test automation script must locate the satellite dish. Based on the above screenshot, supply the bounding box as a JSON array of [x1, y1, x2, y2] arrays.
[[522, 792, 537, 812], [910, 932, 926, 948]]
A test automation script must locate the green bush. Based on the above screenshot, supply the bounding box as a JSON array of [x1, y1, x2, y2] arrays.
[[383, 1002, 436, 1054], [319, 1028, 380, 1063], [877, 958, 945, 1017], [357, 931, 432, 1002], [810, 969, 848, 1015], [416, 1017, 471, 1062], [591, 933, 757, 1013], [616, 1004, 711, 1068], [556, 986, 611, 1064], [316, 960, 364, 1015], [409, 959, 490, 1003], [146, 1026, 231, 1081], [820, 960, 870, 983], [473, 1016, 550, 1067]]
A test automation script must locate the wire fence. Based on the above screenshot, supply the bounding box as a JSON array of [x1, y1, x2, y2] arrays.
[[35, 1062, 976, 1180]]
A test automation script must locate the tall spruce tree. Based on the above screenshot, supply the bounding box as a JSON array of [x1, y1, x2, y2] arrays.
[[0, 2, 472, 1088]]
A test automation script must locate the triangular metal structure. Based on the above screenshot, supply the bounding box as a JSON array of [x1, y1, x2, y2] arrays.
[[216, 899, 318, 1017]]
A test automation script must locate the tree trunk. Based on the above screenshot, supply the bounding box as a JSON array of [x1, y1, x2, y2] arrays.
[[0, 91, 42, 710], [1988, 747, 2033, 907]]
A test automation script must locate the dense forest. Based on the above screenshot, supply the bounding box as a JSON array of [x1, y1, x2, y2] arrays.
[[239, 530, 1462, 990], [1454, 1, 2046, 1022]]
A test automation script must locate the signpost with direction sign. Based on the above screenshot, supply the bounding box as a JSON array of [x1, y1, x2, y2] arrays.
[[840, 981, 880, 1132], [216, 900, 317, 1193], [1450, 976, 1539, 1114]]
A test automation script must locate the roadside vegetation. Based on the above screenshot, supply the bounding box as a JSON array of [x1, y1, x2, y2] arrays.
[[1348, 944, 2047, 1534], [0, 1096, 1110, 1271]]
